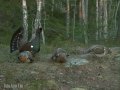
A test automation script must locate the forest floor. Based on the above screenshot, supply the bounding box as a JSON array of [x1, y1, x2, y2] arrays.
[[0, 44, 120, 90]]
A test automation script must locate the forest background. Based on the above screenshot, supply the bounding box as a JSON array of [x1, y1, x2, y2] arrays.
[[0, 0, 120, 47]]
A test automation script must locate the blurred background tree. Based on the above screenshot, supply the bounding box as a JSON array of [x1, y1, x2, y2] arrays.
[[0, 0, 120, 46]]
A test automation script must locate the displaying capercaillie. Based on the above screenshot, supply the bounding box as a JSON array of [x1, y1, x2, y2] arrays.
[[10, 27, 42, 63]]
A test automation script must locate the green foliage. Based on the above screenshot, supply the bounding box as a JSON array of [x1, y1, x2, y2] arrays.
[[0, 0, 22, 44], [0, 0, 119, 45]]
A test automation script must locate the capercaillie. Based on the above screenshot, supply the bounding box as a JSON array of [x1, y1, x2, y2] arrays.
[[10, 27, 42, 63]]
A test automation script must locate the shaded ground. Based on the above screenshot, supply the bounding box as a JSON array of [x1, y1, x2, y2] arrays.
[[0, 44, 120, 90]]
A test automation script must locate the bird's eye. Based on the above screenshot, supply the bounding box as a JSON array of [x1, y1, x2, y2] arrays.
[[31, 45, 33, 48]]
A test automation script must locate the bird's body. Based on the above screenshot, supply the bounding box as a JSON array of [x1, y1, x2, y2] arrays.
[[85, 45, 111, 55], [10, 27, 42, 63], [29, 29, 41, 55], [51, 48, 69, 63]]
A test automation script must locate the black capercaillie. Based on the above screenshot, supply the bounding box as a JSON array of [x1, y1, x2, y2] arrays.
[[10, 27, 42, 63]]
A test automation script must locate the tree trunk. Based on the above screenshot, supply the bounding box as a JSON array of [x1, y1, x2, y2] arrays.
[[82, 0, 88, 44], [43, 0, 46, 39], [31, 0, 45, 45], [79, 0, 83, 23], [99, 0, 104, 39], [51, 0, 54, 16], [66, 0, 70, 38], [96, 0, 99, 41], [22, 0, 28, 44], [72, 0, 76, 41], [97, 0, 108, 40], [116, 1, 120, 40], [103, 0, 108, 40]]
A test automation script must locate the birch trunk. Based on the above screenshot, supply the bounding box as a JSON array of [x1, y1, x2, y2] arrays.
[[31, 0, 45, 45], [22, 0, 28, 44], [72, 0, 76, 41], [82, 0, 88, 44], [96, 0, 99, 40], [43, 0, 46, 37], [51, 0, 54, 16], [103, 0, 108, 39], [97, 0, 108, 40], [115, 1, 120, 38], [96, 0, 104, 40], [66, 0, 70, 38], [79, 0, 83, 23]]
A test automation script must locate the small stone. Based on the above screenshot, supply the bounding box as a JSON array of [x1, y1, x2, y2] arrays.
[[71, 87, 87, 90], [46, 80, 59, 90], [30, 71, 39, 74], [59, 72, 63, 75]]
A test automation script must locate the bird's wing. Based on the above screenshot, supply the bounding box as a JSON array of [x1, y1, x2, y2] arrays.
[[29, 27, 42, 54], [10, 27, 23, 53]]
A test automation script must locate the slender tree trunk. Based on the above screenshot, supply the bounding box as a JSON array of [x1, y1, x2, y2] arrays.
[[22, 0, 28, 44], [78, 0, 88, 44], [31, 0, 45, 45], [43, 16, 46, 37], [115, 1, 120, 40], [72, 0, 76, 41], [51, 0, 54, 16], [103, 0, 108, 40], [79, 0, 83, 23], [66, 0, 70, 38], [43, 0, 46, 38], [82, 0, 88, 44], [97, 0, 108, 40], [99, 0, 104, 39], [38, 0, 46, 45], [35, 0, 42, 29], [96, 0, 99, 41]]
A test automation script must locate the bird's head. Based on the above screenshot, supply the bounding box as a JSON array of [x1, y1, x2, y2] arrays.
[[18, 51, 33, 63]]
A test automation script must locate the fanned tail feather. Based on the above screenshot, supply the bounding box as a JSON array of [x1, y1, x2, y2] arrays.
[[10, 27, 23, 53]]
